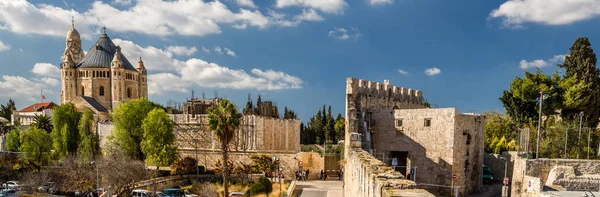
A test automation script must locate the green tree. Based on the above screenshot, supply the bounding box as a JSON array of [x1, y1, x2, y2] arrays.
[[559, 37, 600, 127], [170, 157, 199, 176], [141, 108, 177, 168], [501, 69, 563, 139], [0, 99, 16, 120], [249, 154, 276, 174], [5, 129, 21, 152], [31, 114, 53, 133], [243, 94, 255, 115], [208, 99, 241, 197], [484, 112, 518, 151], [334, 114, 345, 143], [283, 107, 298, 120], [77, 109, 100, 161], [20, 127, 52, 167], [51, 103, 82, 158], [112, 99, 158, 160]]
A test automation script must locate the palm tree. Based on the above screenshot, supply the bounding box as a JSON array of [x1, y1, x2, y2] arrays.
[[32, 114, 53, 133], [208, 99, 241, 197]]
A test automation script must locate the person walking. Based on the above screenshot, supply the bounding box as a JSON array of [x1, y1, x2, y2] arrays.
[[302, 170, 306, 181], [306, 169, 310, 180], [320, 170, 324, 180]]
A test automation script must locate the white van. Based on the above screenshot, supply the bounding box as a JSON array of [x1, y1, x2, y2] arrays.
[[132, 189, 151, 197]]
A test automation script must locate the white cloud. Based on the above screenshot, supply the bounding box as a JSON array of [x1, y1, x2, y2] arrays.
[[236, 0, 257, 8], [233, 23, 248, 29], [202, 47, 211, 53], [276, 0, 348, 14], [397, 69, 408, 75], [424, 67, 441, 76], [113, 39, 184, 71], [112, 0, 132, 6], [179, 59, 303, 90], [38, 77, 60, 86], [224, 48, 236, 57], [370, 0, 393, 5], [0, 0, 308, 38], [489, 0, 600, 27], [166, 46, 198, 56], [214, 47, 223, 54], [0, 75, 54, 102], [519, 54, 567, 69], [294, 9, 324, 21], [328, 27, 360, 40], [114, 39, 303, 94], [31, 63, 60, 78], [148, 73, 189, 95], [0, 40, 11, 51]]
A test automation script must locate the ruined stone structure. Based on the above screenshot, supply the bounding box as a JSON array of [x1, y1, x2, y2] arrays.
[[344, 78, 484, 196], [171, 98, 301, 177], [511, 158, 600, 196], [60, 22, 147, 118]]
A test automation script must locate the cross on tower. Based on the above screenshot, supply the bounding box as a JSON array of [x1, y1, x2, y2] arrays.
[[102, 26, 107, 34], [71, 16, 74, 28]]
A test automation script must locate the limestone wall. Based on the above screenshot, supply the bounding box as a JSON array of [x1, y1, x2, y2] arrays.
[[511, 158, 600, 196], [344, 149, 427, 197], [297, 152, 324, 179], [454, 113, 485, 194], [484, 152, 518, 183], [179, 150, 299, 179], [173, 114, 300, 153]]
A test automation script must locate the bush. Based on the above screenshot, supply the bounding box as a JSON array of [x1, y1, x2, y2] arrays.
[[171, 157, 202, 175], [247, 177, 272, 196]]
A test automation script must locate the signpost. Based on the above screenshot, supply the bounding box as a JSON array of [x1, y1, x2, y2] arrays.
[[451, 174, 456, 197]]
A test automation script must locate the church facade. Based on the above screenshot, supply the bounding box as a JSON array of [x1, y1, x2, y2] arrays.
[[60, 23, 148, 117]]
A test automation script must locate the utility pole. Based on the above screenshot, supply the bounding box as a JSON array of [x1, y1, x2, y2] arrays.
[[578, 112, 583, 159], [588, 127, 591, 159], [194, 137, 199, 180], [536, 92, 546, 159], [565, 127, 568, 159]]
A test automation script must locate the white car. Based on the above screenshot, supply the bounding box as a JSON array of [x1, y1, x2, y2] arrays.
[[228, 192, 244, 197], [2, 182, 19, 191], [184, 190, 198, 197]]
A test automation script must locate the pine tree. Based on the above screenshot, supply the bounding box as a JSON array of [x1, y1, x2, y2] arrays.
[[243, 94, 254, 115]]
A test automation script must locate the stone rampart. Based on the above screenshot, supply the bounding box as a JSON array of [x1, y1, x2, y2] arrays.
[[344, 148, 427, 197], [179, 150, 299, 179], [346, 78, 423, 104]]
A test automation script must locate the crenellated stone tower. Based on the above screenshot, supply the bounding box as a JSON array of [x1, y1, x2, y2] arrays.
[[60, 21, 148, 116]]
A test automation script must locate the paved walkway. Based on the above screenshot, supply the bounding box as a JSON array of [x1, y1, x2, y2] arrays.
[[293, 180, 343, 197]]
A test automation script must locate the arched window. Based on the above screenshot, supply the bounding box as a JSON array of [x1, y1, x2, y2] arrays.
[[81, 86, 85, 96], [99, 86, 105, 96], [127, 88, 131, 98]]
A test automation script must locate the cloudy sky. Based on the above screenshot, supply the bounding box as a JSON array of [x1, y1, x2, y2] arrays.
[[1, 0, 600, 121]]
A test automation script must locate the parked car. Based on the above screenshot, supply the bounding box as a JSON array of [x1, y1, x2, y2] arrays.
[[229, 192, 244, 197], [2, 182, 19, 191], [483, 165, 494, 184], [133, 189, 151, 197], [183, 190, 197, 197], [38, 182, 56, 193], [156, 192, 167, 197], [162, 188, 185, 197], [0, 189, 16, 197]]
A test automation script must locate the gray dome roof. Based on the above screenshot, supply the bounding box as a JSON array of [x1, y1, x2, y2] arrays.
[[76, 33, 136, 71]]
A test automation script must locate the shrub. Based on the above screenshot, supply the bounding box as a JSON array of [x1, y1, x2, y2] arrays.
[[171, 157, 200, 175], [247, 177, 272, 196]]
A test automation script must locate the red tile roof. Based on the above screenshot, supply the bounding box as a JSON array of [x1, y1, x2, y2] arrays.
[[18, 102, 57, 112]]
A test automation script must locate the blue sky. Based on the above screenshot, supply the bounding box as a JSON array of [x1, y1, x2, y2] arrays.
[[1, 0, 600, 122]]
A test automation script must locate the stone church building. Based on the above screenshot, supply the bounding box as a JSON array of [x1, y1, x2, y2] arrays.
[[60, 22, 148, 118]]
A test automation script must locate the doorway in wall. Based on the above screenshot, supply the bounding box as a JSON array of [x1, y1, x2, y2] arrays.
[[390, 151, 409, 176]]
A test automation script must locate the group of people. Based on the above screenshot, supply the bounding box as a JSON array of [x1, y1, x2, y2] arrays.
[[295, 169, 309, 181], [292, 169, 344, 181]]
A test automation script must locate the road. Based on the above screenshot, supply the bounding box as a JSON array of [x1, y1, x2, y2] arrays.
[[293, 180, 343, 197], [465, 183, 503, 197]]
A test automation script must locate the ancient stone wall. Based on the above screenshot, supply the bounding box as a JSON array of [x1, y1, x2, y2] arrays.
[[484, 152, 518, 183], [344, 149, 429, 197], [179, 150, 299, 178], [511, 158, 600, 196], [172, 114, 300, 153], [454, 113, 485, 194], [296, 152, 324, 179]]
